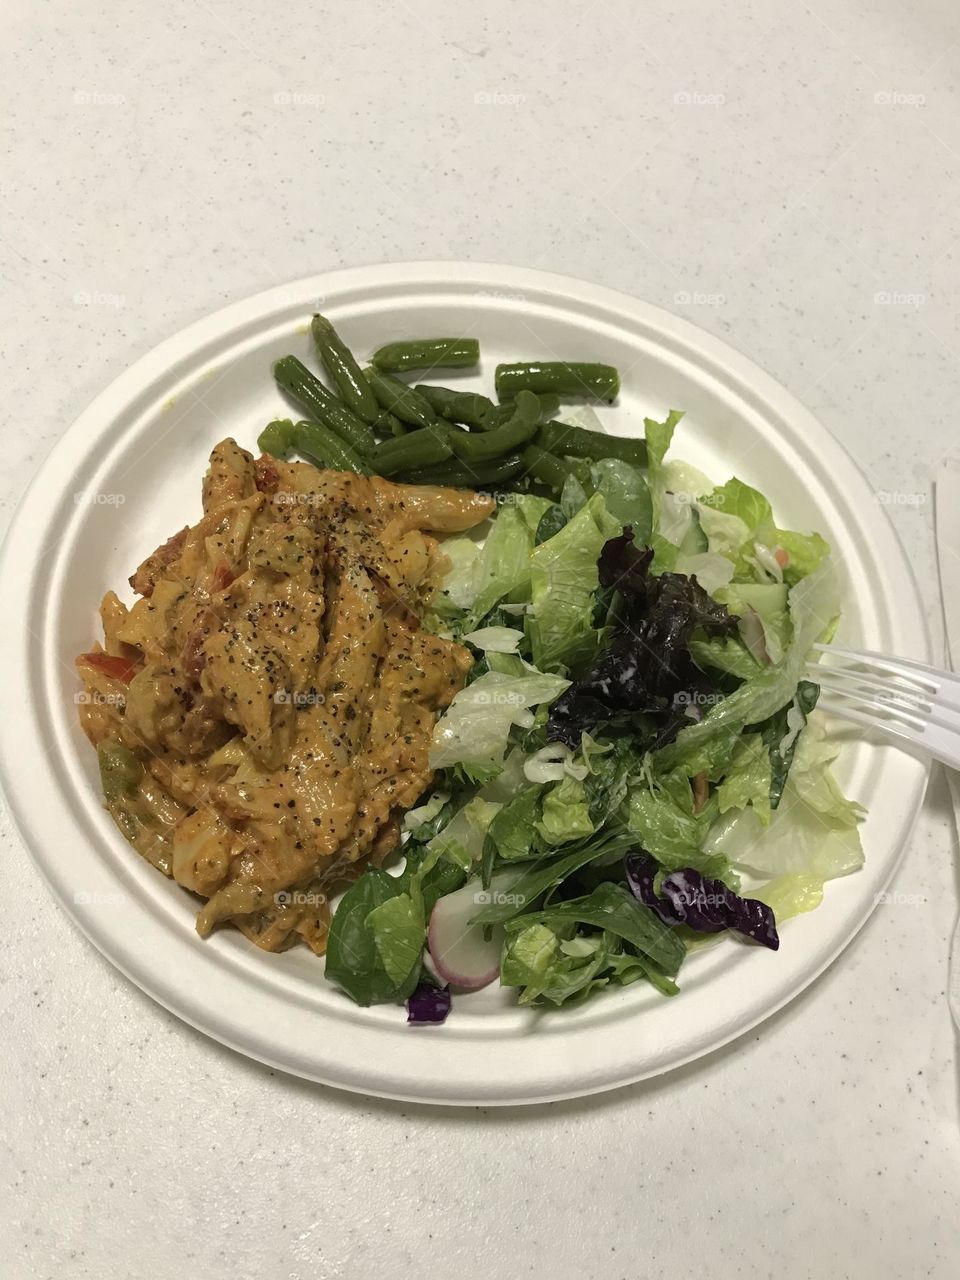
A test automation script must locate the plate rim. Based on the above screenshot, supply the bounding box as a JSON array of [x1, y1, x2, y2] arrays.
[[0, 261, 932, 1105]]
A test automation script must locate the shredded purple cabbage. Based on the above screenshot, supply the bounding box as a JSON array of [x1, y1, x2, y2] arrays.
[[406, 981, 452, 1024], [625, 852, 779, 950]]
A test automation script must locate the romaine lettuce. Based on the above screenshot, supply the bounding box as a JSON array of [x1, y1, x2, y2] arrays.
[[430, 663, 570, 769], [653, 560, 840, 775], [526, 492, 621, 673], [537, 774, 595, 844], [588, 458, 653, 540]]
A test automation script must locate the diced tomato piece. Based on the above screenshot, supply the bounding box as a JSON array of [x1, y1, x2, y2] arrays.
[[77, 652, 140, 683], [211, 559, 234, 592], [254, 457, 281, 493], [774, 546, 790, 569]]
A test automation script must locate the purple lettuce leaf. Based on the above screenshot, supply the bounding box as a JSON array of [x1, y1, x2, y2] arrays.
[[625, 852, 779, 950], [406, 981, 452, 1024], [547, 528, 738, 748]]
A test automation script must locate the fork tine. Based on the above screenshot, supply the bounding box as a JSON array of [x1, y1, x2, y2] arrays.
[[810, 643, 940, 692], [808, 666, 933, 717], [816, 673, 960, 740], [816, 697, 934, 755], [807, 649, 960, 715], [812, 645, 960, 770], [818, 695, 960, 770], [812, 681, 929, 731]]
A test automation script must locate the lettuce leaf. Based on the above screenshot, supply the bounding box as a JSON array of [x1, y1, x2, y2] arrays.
[[504, 881, 686, 976], [645, 409, 684, 480], [716, 733, 772, 826], [626, 766, 729, 878], [430, 662, 570, 769], [467, 503, 536, 625], [427, 796, 501, 868], [704, 714, 864, 882], [705, 477, 772, 531], [499, 923, 676, 1006], [513, 493, 555, 533], [326, 845, 468, 1006], [486, 786, 541, 861], [752, 872, 825, 921], [589, 458, 653, 540], [627, 766, 710, 862], [754, 678, 820, 807], [674, 550, 735, 596], [461, 626, 524, 653], [652, 560, 839, 775], [546, 530, 739, 749], [434, 537, 482, 613], [537, 774, 595, 845], [788, 714, 866, 826], [367, 892, 425, 989], [770, 527, 831, 586], [689, 633, 762, 681], [719, 582, 791, 665], [526, 492, 621, 673], [470, 827, 636, 924], [705, 798, 864, 883], [696, 504, 751, 560], [325, 870, 417, 1006]]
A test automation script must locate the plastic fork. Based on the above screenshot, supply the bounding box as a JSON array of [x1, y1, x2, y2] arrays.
[[805, 642, 960, 769]]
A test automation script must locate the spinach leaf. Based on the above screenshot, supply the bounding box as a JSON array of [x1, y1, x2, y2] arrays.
[[471, 828, 635, 924], [326, 847, 468, 1007], [505, 881, 685, 975], [367, 893, 424, 992], [499, 921, 681, 1006], [589, 458, 653, 541], [752, 679, 820, 808], [487, 786, 542, 861], [325, 870, 411, 1006]]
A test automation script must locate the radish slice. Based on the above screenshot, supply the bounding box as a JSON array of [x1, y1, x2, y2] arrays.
[[428, 879, 507, 991], [420, 946, 446, 987]]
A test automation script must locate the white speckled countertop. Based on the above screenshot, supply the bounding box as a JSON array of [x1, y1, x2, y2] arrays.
[[2, 2, 960, 1276]]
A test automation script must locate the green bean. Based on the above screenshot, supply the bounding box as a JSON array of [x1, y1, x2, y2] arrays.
[[533, 392, 560, 421], [311, 314, 381, 426], [274, 356, 376, 455], [521, 444, 579, 491], [481, 402, 514, 431], [482, 392, 558, 431], [397, 452, 527, 489], [362, 367, 439, 430], [370, 427, 454, 477], [377, 414, 408, 438], [295, 420, 372, 475], [448, 390, 540, 463], [257, 418, 298, 459], [496, 362, 620, 403], [98, 741, 143, 803], [414, 385, 494, 427], [536, 420, 647, 467], [371, 337, 480, 374]]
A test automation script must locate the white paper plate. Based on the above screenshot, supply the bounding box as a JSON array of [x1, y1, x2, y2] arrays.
[[0, 263, 930, 1105]]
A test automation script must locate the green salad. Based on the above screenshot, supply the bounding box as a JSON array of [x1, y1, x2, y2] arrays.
[[264, 317, 864, 1025], [322, 409, 862, 1023]]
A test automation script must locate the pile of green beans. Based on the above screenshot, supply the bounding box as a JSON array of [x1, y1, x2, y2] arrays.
[[264, 313, 647, 494]]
